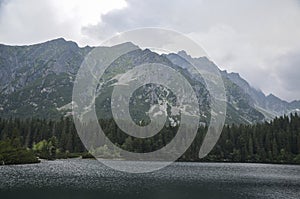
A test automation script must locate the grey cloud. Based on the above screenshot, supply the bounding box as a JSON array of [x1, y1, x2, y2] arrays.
[[277, 52, 300, 90], [0, 0, 67, 45], [270, 51, 300, 100], [0, 0, 7, 11], [82, 0, 300, 101]]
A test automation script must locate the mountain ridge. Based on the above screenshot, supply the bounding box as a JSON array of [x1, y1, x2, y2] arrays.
[[0, 38, 299, 124]]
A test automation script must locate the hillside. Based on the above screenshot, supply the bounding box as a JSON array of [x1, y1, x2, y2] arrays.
[[0, 38, 299, 124]]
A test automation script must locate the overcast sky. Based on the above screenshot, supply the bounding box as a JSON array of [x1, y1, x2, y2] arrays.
[[0, 0, 300, 102]]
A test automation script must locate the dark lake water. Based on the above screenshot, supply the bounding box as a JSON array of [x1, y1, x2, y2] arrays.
[[0, 159, 299, 199]]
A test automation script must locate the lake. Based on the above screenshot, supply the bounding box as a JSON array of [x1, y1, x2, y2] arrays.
[[0, 159, 299, 199]]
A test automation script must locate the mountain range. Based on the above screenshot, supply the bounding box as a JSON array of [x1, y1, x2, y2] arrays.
[[0, 38, 299, 125]]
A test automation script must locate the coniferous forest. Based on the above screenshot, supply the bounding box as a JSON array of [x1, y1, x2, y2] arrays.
[[1, 114, 300, 165]]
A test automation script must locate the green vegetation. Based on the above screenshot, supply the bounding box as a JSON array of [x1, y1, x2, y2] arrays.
[[199, 113, 300, 164], [0, 125, 39, 165], [0, 117, 84, 164], [0, 114, 300, 165], [90, 145, 121, 159], [82, 145, 121, 159], [0, 139, 39, 165]]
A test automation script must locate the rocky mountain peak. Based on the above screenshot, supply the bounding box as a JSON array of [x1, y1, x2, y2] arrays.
[[0, 38, 299, 123]]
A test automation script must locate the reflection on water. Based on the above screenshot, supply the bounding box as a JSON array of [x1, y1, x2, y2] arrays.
[[0, 159, 300, 199]]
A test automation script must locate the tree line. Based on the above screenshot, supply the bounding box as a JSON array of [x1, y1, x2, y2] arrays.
[[0, 114, 300, 164]]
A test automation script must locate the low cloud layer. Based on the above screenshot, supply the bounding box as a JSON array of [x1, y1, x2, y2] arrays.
[[0, 0, 300, 101], [0, 0, 127, 45]]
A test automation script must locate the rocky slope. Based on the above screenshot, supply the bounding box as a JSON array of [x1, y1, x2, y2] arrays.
[[0, 38, 298, 124]]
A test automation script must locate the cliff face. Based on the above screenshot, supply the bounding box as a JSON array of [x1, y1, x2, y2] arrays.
[[0, 38, 298, 123]]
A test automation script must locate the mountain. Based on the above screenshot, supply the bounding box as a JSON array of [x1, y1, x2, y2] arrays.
[[0, 38, 91, 118], [0, 38, 299, 124], [223, 71, 300, 119]]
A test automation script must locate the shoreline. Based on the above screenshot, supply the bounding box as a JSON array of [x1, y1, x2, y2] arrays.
[[2, 156, 300, 167]]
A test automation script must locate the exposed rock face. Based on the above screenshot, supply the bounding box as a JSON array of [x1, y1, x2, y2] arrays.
[[0, 38, 298, 124]]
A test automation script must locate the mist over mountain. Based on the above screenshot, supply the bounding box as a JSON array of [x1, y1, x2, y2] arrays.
[[0, 38, 299, 124]]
